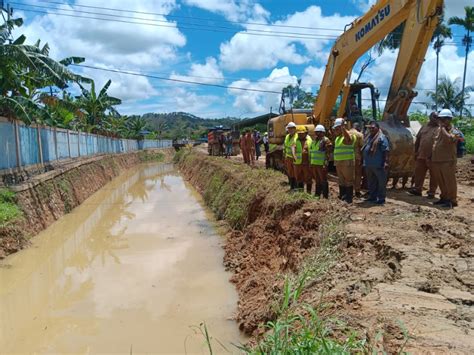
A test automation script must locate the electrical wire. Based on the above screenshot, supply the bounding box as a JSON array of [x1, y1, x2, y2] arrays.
[[10, 2, 341, 39], [16, 0, 346, 32], [71, 64, 283, 94], [14, 7, 344, 41]]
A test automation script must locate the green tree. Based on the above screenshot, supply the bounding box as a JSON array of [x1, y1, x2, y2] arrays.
[[432, 18, 452, 110], [0, 18, 90, 124], [125, 116, 151, 139], [449, 6, 474, 118], [427, 76, 473, 116], [76, 80, 121, 132]]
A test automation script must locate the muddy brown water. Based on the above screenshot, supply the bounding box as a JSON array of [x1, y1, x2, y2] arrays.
[[0, 163, 244, 354]]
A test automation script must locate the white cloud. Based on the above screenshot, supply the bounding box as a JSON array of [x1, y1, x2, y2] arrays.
[[444, 0, 472, 20], [119, 87, 220, 117], [228, 67, 297, 114], [170, 57, 224, 84], [352, 0, 377, 13], [12, 0, 186, 105], [183, 0, 269, 22], [219, 6, 354, 72]]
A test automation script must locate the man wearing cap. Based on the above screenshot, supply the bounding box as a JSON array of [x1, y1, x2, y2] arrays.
[[362, 121, 390, 205], [349, 122, 364, 197], [284, 122, 298, 189], [430, 109, 460, 208], [294, 126, 313, 193], [310, 124, 332, 198], [409, 112, 439, 198], [333, 118, 356, 203]]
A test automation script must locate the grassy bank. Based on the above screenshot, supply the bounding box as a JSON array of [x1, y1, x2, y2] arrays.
[[0, 189, 22, 228], [176, 149, 369, 353]]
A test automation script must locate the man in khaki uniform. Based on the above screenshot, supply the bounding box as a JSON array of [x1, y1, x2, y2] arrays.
[[430, 109, 460, 208], [409, 112, 439, 198], [349, 122, 364, 197]]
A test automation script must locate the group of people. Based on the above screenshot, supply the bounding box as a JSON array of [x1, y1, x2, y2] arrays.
[[283, 108, 462, 208], [239, 129, 269, 166], [408, 109, 461, 208]]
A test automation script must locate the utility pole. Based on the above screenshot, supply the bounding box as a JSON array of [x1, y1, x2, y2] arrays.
[[1, 1, 13, 43]]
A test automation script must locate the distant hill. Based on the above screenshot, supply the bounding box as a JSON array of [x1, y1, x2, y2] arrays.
[[135, 112, 240, 139]]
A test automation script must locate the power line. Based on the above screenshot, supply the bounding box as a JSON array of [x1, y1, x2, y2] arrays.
[[15, 7, 343, 41], [71, 64, 283, 94], [18, 0, 346, 32], [14, 0, 467, 39], [10, 2, 341, 39]]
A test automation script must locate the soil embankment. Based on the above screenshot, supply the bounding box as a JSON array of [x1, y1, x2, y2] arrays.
[[177, 149, 473, 353], [0, 149, 173, 258]]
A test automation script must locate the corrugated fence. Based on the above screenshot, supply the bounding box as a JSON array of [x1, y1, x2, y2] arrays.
[[0, 117, 172, 171]]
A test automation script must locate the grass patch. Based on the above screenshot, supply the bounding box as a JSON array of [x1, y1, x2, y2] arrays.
[[139, 150, 165, 162], [0, 188, 22, 227], [57, 179, 74, 213]]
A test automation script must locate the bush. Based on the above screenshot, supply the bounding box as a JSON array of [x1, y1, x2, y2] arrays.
[[0, 189, 22, 227]]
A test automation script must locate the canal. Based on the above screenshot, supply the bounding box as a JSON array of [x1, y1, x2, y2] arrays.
[[0, 163, 242, 353]]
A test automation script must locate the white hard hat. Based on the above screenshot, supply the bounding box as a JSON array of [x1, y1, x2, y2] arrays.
[[315, 124, 326, 133], [332, 118, 345, 129], [286, 122, 296, 128], [438, 108, 453, 119]]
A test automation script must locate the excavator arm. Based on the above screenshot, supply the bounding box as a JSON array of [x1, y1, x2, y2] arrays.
[[313, 0, 443, 128]]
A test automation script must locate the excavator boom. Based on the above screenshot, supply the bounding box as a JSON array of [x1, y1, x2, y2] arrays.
[[313, 0, 442, 127]]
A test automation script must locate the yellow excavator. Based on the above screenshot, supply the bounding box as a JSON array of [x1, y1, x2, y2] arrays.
[[267, 0, 443, 178]]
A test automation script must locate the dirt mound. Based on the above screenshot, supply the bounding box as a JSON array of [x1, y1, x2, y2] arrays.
[[178, 149, 474, 353], [457, 156, 474, 186]]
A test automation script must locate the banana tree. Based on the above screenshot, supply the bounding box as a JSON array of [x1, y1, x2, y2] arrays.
[[76, 80, 122, 132], [0, 18, 90, 123]]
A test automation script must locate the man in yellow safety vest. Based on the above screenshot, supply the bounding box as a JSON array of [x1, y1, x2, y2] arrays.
[[309, 124, 332, 199], [293, 125, 313, 193], [333, 118, 356, 203], [284, 122, 298, 190]]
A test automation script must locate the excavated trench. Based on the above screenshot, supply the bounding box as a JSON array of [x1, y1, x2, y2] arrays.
[[0, 162, 244, 353]]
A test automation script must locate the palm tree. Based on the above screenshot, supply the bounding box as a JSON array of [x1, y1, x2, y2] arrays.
[[431, 19, 452, 110], [449, 6, 474, 118], [125, 116, 151, 139], [427, 76, 473, 116]]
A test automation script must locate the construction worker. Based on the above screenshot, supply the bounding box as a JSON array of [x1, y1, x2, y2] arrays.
[[349, 122, 364, 197], [409, 112, 439, 198], [362, 121, 390, 205], [430, 109, 460, 208], [310, 124, 332, 198], [284, 122, 298, 189], [293, 126, 313, 193], [333, 118, 356, 203]]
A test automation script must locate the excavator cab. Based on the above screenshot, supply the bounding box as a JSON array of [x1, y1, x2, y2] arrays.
[[343, 83, 378, 126]]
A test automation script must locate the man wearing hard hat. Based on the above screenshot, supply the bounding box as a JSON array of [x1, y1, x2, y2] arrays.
[[430, 109, 460, 208], [332, 118, 356, 203], [284, 122, 298, 190], [309, 124, 332, 198], [293, 125, 313, 193], [409, 111, 439, 198]]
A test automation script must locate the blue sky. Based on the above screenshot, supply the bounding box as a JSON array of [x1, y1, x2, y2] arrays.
[[9, 0, 474, 118]]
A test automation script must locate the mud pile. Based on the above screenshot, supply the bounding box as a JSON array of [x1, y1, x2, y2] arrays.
[[177, 149, 474, 353], [0, 150, 172, 258]]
